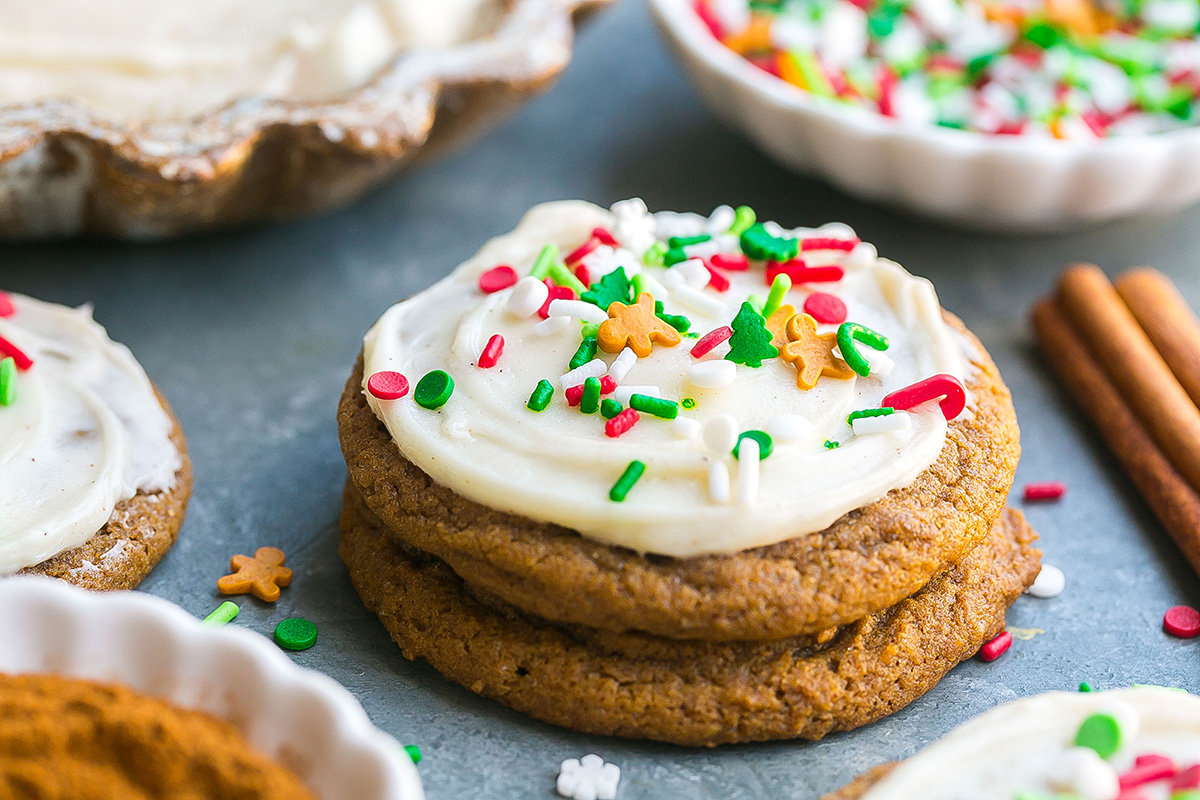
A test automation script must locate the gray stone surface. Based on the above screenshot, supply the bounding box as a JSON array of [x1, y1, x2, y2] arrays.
[[5, 1, 1200, 797]]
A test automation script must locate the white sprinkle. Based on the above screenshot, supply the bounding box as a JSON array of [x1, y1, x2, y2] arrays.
[[768, 414, 811, 443], [1048, 748, 1119, 800], [634, 272, 670, 300], [683, 240, 721, 260], [672, 417, 701, 439], [557, 754, 621, 800], [560, 358, 607, 389], [706, 204, 736, 235], [708, 461, 731, 504], [607, 347, 638, 382], [506, 276, 549, 318], [866, 349, 895, 377], [703, 415, 739, 454], [737, 438, 760, 505], [548, 298, 608, 324], [613, 385, 660, 405], [851, 412, 912, 436], [1027, 564, 1066, 599], [668, 258, 710, 288], [532, 316, 572, 337], [671, 284, 727, 318], [688, 359, 737, 389]]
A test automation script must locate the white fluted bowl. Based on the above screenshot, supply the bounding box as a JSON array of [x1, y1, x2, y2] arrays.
[[0, 577, 424, 800], [649, 0, 1200, 232]]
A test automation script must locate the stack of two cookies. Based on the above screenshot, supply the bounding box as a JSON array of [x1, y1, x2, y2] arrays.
[[337, 200, 1041, 745]]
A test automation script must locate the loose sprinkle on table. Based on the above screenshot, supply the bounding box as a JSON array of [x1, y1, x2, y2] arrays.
[[1164, 605, 1200, 638], [217, 547, 293, 603], [367, 371, 410, 400], [1024, 481, 1067, 502], [404, 745, 423, 765], [978, 630, 1012, 662], [274, 618, 318, 651], [610, 460, 646, 502], [1027, 563, 1066, 599], [202, 601, 240, 626], [414, 370, 454, 409]]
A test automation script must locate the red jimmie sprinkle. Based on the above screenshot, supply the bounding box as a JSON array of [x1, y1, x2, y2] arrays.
[[539, 281, 575, 319], [691, 326, 734, 359], [478, 266, 518, 294], [367, 371, 409, 400], [702, 262, 731, 292], [1173, 765, 1200, 790], [592, 227, 618, 247], [1120, 756, 1176, 791], [801, 237, 861, 252], [600, 375, 616, 394], [978, 631, 1012, 662], [0, 334, 33, 371], [478, 334, 505, 369], [1163, 605, 1200, 638], [804, 292, 848, 324], [1024, 481, 1066, 502], [709, 253, 749, 271], [567, 375, 617, 406], [882, 374, 967, 421], [605, 408, 640, 438], [0, 292, 14, 318], [565, 237, 600, 266], [575, 263, 591, 288], [693, 0, 724, 38], [766, 261, 844, 285]]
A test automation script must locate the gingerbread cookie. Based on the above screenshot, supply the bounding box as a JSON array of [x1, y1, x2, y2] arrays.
[[2, 292, 192, 589]]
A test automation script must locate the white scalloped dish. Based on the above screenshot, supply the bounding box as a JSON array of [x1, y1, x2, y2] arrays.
[[0, 577, 424, 800], [649, 0, 1200, 232]]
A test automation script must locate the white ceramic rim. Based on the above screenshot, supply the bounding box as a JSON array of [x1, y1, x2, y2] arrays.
[[0, 576, 425, 800]]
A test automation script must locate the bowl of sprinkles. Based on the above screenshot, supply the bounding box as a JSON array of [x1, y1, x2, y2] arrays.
[[648, 0, 1200, 230]]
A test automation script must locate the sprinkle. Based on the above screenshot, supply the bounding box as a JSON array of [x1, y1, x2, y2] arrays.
[[601, 398, 623, 419], [1164, 605, 1200, 638], [642, 242, 668, 266], [203, 601, 240, 626], [688, 359, 737, 388], [414, 370, 454, 409], [1119, 756, 1176, 791], [629, 394, 679, 419], [864, 349, 895, 376], [274, 618, 318, 651], [592, 227, 618, 247], [0, 334, 32, 371], [847, 407, 895, 424], [565, 237, 601, 266], [703, 415, 739, 453], [581, 377, 602, 414], [1076, 713, 1126, 759], [709, 252, 749, 271], [527, 380, 555, 411], [656, 310, 692, 333], [804, 292, 848, 324], [762, 273, 792, 318], [550, 298, 609, 324], [575, 263, 591, 288], [581, 321, 600, 339], [664, 247, 689, 266], [672, 416, 701, 438], [632, 272, 669, 300], [669, 234, 712, 249], [613, 385, 661, 405], [681, 397, 696, 409], [478, 266, 518, 294], [670, 284, 727, 318], [582, 269, 633, 310], [217, 547, 292, 602], [1027, 564, 1066, 599], [768, 262, 844, 285], [529, 244, 560, 279], [477, 335, 505, 369], [852, 412, 912, 436], [706, 205, 736, 235], [561, 358, 607, 389], [569, 336, 598, 371], [768, 414, 811, 442], [882, 374, 967, 421], [1048, 748, 1119, 799], [802, 237, 860, 252], [404, 746, 422, 765], [836, 322, 889, 377], [607, 346, 638, 382], [557, 754, 621, 800], [741, 223, 798, 262], [539, 283, 576, 319], [0, 292, 13, 317], [1080, 683, 1093, 693], [728, 205, 756, 237], [609, 461, 646, 502], [702, 262, 731, 292], [1025, 482, 1067, 502], [691, 326, 734, 359], [709, 461, 731, 503], [733, 430, 773, 460], [824, 440, 840, 449], [725, 302, 779, 368], [736, 438, 760, 504], [548, 261, 588, 295], [978, 631, 1012, 662], [1174, 765, 1200, 790], [0, 357, 16, 406], [507, 276, 550, 317], [533, 316, 572, 336], [605, 407, 640, 437], [665, 258, 711, 289]]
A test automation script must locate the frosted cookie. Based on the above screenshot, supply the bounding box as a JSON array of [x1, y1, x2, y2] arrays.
[[823, 687, 1200, 800], [338, 199, 1023, 641], [1, 292, 191, 588]]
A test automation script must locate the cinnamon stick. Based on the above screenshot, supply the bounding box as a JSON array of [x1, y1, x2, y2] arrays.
[[1031, 299, 1200, 578], [1116, 267, 1200, 410]]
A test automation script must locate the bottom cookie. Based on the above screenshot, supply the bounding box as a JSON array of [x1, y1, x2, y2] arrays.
[[340, 482, 1040, 746]]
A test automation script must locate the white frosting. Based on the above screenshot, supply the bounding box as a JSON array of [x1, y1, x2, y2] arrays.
[[860, 688, 1200, 800], [0, 0, 498, 120], [362, 200, 966, 557], [0, 294, 180, 574]]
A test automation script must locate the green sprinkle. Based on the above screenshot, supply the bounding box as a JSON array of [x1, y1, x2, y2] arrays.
[[1024, 22, 1060, 49], [601, 398, 623, 419], [405, 745, 423, 765], [683, 331, 699, 339], [414, 370, 454, 409], [631, 273, 656, 300], [569, 336, 598, 370], [847, 407, 895, 425], [203, 601, 240, 626], [642, 242, 668, 266], [669, 234, 711, 249], [1075, 712, 1123, 759], [746, 294, 765, 314], [728, 205, 756, 237], [1131, 683, 1187, 692], [274, 618, 318, 651], [763, 273, 792, 318], [581, 321, 601, 339], [581, 269, 632, 310], [740, 222, 798, 262], [791, 50, 836, 97], [1079, 682, 1093, 692], [629, 394, 678, 419], [725, 302, 778, 367], [527, 379, 554, 411], [657, 311, 691, 333], [824, 440, 840, 449], [581, 376, 602, 414], [529, 244, 559, 278], [548, 260, 587, 295], [837, 322, 890, 377], [0, 357, 15, 407], [733, 430, 773, 460], [681, 397, 696, 409], [610, 460, 646, 502], [1171, 791, 1200, 800], [664, 247, 689, 266]]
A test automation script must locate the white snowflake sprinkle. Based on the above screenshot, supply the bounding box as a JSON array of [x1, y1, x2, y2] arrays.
[[557, 754, 620, 800]]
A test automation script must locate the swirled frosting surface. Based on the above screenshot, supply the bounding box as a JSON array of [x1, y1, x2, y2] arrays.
[[0, 294, 180, 574], [362, 200, 967, 557]]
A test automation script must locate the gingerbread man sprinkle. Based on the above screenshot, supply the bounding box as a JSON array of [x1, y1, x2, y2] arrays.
[[765, 304, 796, 349], [597, 292, 681, 357], [780, 313, 856, 390], [217, 547, 293, 602]]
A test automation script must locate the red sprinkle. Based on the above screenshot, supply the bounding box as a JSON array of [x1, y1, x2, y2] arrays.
[[0, 292, 14, 318], [575, 263, 591, 288], [477, 334, 504, 369], [877, 64, 899, 117], [592, 227, 618, 247], [568, 375, 618, 406], [600, 375, 616, 395], [978, 631, 1012, 662], [565, 237, 600, 266], [1164, 605, 1200, 638], [801, 237, 860, 252], [1173, 765, 1200, 790], [367, 371, 409, 400], [882, 374, 967, 421], [702, 262, 731, 292], [1120, 757, 1176, 791], [539, 282, 576, 319], [605, 408, 640, 438], [1024, 482, 1067, 502], [709, 253, 749, 271], [691, 326, 734, 359], [693, 0, 724, 38], [803, 292, 848, 324], [0, 334, 33, 371], [766, 261, 844, 285], [478, 266, 518, 294]]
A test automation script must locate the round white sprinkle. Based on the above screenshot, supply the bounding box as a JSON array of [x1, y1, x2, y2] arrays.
[[708, 460, 731, 504], [1047, 747, 1119, 800], [607, 347, 638, 382], [506, 276, 548, 318], [672, 417, 701, 439], [688, 359, 737, 389], [736, 438, 760, 505], [1027, 563, 1065, 599], [560, 358, 607, 389], [613, 385, 660, 405], [852, 412, 912, 436], [768, 414, 812, 443], [532, 316, 572, 337], [703, 415, 739, 454], [548, 298, 608, 325]]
